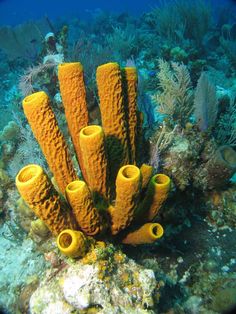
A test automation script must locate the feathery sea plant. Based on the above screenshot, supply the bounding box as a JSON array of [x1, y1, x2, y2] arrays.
[[220, 36, 236, 68], [7, 114, 46, 177], [174, 0, 212, 45], [19, 61, 57, 97], [153, 59, 193, 128], [106, 25, 136, 60], [216, 95, 236, 146], [149, 1, 185, 44], [149, 0, 212, 46]]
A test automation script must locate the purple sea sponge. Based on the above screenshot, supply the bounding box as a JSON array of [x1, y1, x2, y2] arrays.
[[193, 145, 236, 190]]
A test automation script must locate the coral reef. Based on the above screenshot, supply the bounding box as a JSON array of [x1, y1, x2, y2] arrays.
[[1, 2, 236, 312], [30, 244, 160, 314], [205, 184, 236, 228], [151, 58, 236, 193]]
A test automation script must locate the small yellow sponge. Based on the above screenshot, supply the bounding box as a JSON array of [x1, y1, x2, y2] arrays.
[[16, 164, 77, 235], [57, 229, 89, 258], [122, 223, 164, 245]]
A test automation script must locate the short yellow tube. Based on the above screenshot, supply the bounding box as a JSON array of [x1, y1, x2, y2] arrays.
[[79, 125, 109, 199], [140, 164, 154, 189], [57, 229, 88, 258], [122, 223, 164, 245], [16, 164, 77, 235], [146, 174, 171, 221], [66, 180, 103, 236], [136, 174, 171, 221], [110, 165, 141, 235]]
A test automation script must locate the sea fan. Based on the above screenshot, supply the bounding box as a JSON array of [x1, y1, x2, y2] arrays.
[[194, 72, 217, 131]]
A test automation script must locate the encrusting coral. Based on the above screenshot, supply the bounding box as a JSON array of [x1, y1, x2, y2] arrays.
[[16, 61, 171, 254], [29, 243, 160, 313]]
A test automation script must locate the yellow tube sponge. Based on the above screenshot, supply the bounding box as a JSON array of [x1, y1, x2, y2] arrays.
[[110, 165, 141, 235], [123, 67, 138, 164], [66, 180, 104, 236], [22, 91, 77, 193], [79, 125, 109, 199], [143, 174, 171, 221], [96, 63, 129, 182], [122, 223, 164, 245], [58, 62, 89, 181], [140, 164, 154, 189], [16, 164, 77, 236], [57, 229, 89, 258]]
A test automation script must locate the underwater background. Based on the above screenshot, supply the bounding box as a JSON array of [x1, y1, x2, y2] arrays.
[[0, 0, 236, 313]]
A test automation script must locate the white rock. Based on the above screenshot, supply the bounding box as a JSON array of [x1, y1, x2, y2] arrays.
[[43, 53, 64, 65]]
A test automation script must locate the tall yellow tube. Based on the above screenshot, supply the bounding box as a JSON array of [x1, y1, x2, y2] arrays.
[[22, 91, 77, 193], [96, 63, 129, 183], [16, 164, 77, 235], [58, 62, 89, 182], [123, 67, 138, 164]]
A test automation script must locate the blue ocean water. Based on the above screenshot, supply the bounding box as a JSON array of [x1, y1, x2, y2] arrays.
[[0, 0, 160, 25], [0, 0, 235, 26], [0, 0, 236, 313]]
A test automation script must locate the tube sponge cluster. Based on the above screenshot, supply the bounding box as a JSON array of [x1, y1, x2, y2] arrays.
[[15, 61, 171, 255]]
